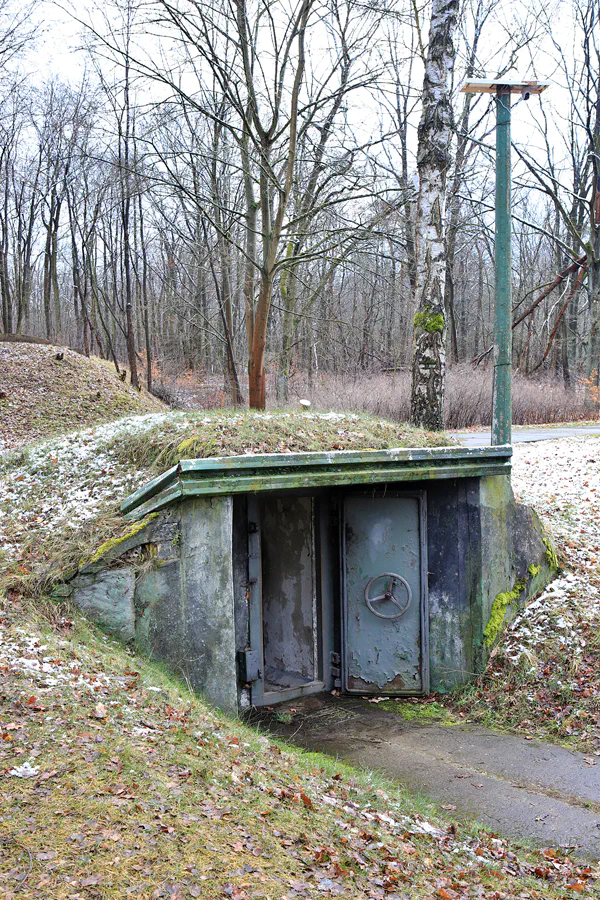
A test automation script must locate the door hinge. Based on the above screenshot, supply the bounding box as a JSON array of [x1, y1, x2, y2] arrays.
[[237, 649, 262, 684]]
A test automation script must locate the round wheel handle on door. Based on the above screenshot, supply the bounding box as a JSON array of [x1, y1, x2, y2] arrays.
[[364, 572, 412, 619]]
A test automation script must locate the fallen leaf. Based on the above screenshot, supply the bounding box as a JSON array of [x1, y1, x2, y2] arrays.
[[300, 791, 313, 809]]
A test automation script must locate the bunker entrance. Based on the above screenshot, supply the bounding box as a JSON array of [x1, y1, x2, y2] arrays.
[[260, 497, 321, 695], [244, 490, 429, 707], [246, 495, 325, 705], [105, 443, 549, 714]]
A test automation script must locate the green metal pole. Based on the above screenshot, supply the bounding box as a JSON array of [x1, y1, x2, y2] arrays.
[[492, 87, 512, 446]]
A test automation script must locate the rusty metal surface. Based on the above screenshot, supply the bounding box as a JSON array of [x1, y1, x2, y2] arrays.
[[261, 497, 317, 686], [343, 494, 428, 695]]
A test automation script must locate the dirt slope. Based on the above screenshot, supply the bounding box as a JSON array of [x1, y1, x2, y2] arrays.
[[0, 342, 164, 451]]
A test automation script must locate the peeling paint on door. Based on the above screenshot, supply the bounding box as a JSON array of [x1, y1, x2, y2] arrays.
[[343, 494, 428, 694]]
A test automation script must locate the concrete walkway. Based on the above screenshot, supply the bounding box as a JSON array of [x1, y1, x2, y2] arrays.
[[453, 423, 600, 447], [255, 695, 600, 859]]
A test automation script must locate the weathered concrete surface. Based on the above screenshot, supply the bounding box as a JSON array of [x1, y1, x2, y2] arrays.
[[177, 496, 237, 712], [426, 474, 554, 690], [254, 694, 600, 860], [70, 569, 135, 643], [67, 501, 238, 713]]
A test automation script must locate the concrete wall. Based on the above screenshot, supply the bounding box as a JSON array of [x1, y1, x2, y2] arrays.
[[426, 473, 555, 691], [65, 498, 238, 713]]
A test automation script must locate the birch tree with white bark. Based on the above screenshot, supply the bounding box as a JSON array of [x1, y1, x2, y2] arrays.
[[410, 0, 459, 430]]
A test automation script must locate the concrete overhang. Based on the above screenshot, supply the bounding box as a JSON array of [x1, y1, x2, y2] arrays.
[[121, 445, 512, 520]]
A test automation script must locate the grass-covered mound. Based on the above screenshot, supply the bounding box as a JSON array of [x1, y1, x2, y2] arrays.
[[112, 409, 454, 470], [0, 595, 594, 899], [0, 410, 454, 597], [0, 341, 164, 452]]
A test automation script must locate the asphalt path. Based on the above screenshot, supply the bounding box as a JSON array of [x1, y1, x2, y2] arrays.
[[453, 423, 600, 447]]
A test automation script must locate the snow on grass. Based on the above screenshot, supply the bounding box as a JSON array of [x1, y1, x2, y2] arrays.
[[0, 410, 453, 591], [0, 413, 174, 574], [456, 435, 600, 750], [509, 437, 600, 661]]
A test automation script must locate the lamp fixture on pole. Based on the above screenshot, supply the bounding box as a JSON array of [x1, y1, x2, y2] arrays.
[[461, 79, 549, 446]]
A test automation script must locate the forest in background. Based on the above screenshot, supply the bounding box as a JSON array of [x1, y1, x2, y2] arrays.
[[0, 0, 599, 418]]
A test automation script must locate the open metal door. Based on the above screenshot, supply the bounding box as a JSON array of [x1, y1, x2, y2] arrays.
[[246, 495, 324, 706], [342, 493, 428, 695]]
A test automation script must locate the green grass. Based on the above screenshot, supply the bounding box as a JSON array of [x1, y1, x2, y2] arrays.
[[0, 595, 595, 899], [104, 409, 456, 472]]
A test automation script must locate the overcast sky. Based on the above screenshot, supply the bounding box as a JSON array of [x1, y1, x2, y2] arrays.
[[21, 0, 581, 206]]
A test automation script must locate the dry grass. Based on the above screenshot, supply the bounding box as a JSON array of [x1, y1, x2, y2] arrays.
[[0, 410, 455, 599], [287, 366, 596, 429], [108, 410, 455, 473], [0, 342, 165, 452], [0, 595, 595, 899]]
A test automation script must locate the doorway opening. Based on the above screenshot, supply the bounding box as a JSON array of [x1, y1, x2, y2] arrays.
[[259, 496, 323, 699]]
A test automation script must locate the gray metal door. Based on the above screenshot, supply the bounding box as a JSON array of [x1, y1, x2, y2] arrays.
[[343, 494, 428, 695]]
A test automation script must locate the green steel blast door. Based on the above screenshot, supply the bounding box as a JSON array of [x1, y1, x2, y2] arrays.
[[343, 494, 428, 695]]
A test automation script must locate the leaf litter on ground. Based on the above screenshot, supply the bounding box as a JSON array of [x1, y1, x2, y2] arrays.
[[0, 594, 595, 899]]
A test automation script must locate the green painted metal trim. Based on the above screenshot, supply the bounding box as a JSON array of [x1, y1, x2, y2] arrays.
[[121, 464, 179, 514], [122, 445, 512, 518], [492, 88, 513, 446], [175, 444, 507, 471]]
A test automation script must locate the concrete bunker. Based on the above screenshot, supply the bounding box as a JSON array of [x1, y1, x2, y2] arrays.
[[65, 445, 555, 713]]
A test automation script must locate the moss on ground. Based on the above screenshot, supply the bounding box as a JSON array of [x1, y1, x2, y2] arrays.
[[371, 699, 459, 725]]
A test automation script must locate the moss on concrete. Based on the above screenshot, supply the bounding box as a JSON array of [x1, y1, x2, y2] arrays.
[[82, 513, 159, 567], [542, 536, 559, 570], [484, 579, 527, 648]]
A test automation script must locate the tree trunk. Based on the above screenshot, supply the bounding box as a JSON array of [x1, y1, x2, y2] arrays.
[[410, 0, 459, 430]]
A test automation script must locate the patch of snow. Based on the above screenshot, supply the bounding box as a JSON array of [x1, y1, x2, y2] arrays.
[[8, 761, 39, 778], [501, 436, 600, 668]]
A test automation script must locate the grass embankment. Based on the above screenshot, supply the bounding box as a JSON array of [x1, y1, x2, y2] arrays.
[[0, 595, 595, 899], [0, 409, 453, 597], [0, 342, 164, 452]]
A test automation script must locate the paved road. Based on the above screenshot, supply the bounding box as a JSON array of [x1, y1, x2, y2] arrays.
[[453, 424, 600, 447], [255, 695, 600, 859]]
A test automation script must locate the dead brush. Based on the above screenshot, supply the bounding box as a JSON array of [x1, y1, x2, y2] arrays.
[[294, 365, 595, 428]]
